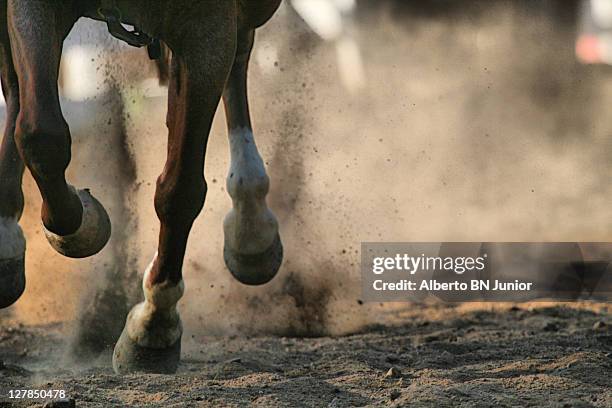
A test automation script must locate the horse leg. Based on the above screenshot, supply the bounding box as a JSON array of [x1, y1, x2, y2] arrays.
[[0, 5, 25, 308], [113, 12, 237, 374], [222, 28, 283, 285], [8, 0, 110, 259]]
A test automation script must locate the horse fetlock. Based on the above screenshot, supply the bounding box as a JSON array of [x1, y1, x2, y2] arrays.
[[143, 261, 185, 309], [227, 169, 270, 201], [43, 187, 111, 258], [126, 262, 185, 347], [0, 188, 24, 222], [227, 127, 269, 201], [0, 217, 25, 260]]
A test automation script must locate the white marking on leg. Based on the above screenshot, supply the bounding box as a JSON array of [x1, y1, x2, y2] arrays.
[[227, 127, 269, 200], [0, 217, 25, 260], [125, 255, 184, 348], [225, 127, 278, 254], [142, 255, 185, 309]]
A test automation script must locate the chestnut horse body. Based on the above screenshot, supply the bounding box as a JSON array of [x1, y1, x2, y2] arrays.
[[0, 0, 283, 373]]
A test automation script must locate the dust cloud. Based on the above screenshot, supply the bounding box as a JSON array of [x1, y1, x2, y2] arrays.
[[2, 0, 611, 360]]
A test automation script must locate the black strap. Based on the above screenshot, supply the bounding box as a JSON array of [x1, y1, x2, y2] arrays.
[[147, 38, 161, 60], [98, 0, 155, 51]]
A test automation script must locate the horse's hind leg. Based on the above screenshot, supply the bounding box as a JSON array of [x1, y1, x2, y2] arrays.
[[8, 0, 110, 258], [113, 10, 236, 374], [0, 5, 26, 308], [222, 28, 283, 285]]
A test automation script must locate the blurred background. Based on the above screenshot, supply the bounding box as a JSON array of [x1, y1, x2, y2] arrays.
[[0, 0, 610, 359]]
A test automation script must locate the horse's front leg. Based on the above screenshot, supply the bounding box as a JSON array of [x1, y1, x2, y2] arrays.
[[112, 9, 237, 374], [222, 28, 283, 285], [8, 0, 110, 259], [0, 4, 25, 308]]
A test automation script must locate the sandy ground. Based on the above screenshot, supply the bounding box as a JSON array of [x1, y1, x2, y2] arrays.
[[0, 302, 610, 407], [1, 2, 611, 407]]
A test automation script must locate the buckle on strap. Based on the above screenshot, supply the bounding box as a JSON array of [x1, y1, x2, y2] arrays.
[[98, 6, 153, 49]]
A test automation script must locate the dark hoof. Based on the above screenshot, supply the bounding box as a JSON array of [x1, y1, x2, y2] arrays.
[[112, 326, 181, 374], [0, 256, 25, 309], [224, 233, 283, 286], [44, 189, 111, 258]]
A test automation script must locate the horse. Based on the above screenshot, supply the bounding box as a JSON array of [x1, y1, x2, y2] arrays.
[[0, 0, 284, 374]]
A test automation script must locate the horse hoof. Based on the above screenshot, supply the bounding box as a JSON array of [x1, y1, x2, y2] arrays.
[[113, 290, 183, 375], [112, 323, 181, 374], [0, 256, 25, 309], [224, 233, 283, 285], [43, 189, 111, 258]]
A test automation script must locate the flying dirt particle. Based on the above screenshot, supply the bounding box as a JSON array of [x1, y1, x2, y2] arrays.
[[384, 367, 402, 379], [592, 321, 607, 331]]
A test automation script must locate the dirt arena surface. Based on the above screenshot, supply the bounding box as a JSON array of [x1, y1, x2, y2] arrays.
[[0, 2, 611, 407], [0, 302, 609, 407]]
